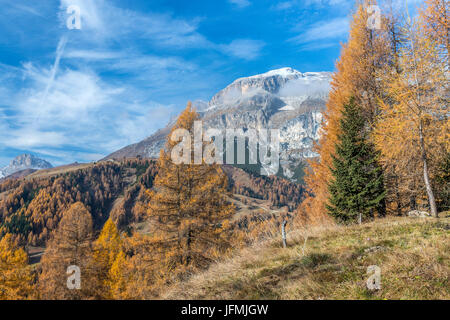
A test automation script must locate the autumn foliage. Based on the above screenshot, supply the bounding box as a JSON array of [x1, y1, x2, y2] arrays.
[[0, 233, 34, 299], [299, 0, 448, 224], [147, 103, 235, 275], [0, 0, 447, 301]]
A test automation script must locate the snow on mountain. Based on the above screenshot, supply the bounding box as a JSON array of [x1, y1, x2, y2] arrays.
[[207, 67, 331, 112], [0, 154, 53, 179], [105, 67, 332, 181]]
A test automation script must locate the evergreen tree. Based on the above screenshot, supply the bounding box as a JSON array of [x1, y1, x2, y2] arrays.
[[326, 99, 385, 223], [299, 0, 393, 222]]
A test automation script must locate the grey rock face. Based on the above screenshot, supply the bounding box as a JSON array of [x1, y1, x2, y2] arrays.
[[0, 154, 53, 178], [105, 68, 332, 179]]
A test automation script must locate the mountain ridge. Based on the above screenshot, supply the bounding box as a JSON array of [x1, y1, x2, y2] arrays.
[[104, 67, 332, 180], [0, 154, 52, 179]]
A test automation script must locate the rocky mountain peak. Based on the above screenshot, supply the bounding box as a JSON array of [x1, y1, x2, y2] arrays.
[[208, 68, 331, 112], [104, 67, 332, 182], [0, 154, 53, 178]]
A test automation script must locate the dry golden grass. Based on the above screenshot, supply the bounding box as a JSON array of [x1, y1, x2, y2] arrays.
[[162, 215, 450, 300], [25, 162, 95, 180]]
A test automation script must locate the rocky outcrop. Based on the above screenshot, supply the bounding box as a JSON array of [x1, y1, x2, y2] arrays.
[[0, 154, 52, 179]]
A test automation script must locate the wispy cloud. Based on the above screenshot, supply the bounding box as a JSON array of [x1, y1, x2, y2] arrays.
[[289, 17, 349, 50], [228, 0, 251, 9], [59, 0, 211, 49], [64, 50, 124, 60], [290, 17, 349, 43], [39, 36, 67, 111], [274, 0, 350, 11], [8, 3, 46, 17], [2, 0, 351, 166], [221, 39, 265, 60], [273, 2, 295, 11], [0, 0, 270, 165], [0, 61, 176, 164]]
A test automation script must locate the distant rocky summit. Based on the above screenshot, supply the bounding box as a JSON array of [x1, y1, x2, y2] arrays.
[[105, 67, 332, 181], [0, 154, 52, 179]]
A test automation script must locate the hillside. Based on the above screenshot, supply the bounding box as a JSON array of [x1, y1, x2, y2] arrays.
[[163, 215, 450, 300], [0, 159, 303, 247], [0, 159, 158, 245]]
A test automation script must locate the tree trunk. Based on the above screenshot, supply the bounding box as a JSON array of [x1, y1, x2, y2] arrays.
[[419, 121, 438, 218], [393, 168, 403, 215], [281, 221, 287, 248], [409, 193, 417, 211], [185, 227, 192, 266]]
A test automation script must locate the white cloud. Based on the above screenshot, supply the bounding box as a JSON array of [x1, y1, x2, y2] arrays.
[[0, 61, 174, 163], [59, 0, 263, 58], [0, 0, 267, 165], [59, 0, 105, 33], [64, 50, 124, 60], [5, 130, 68, 149], [59, 0, 211, 49], [19, 65, 117, 121], [290, 17, 349, 44], [221, 39, 265, 60], [39, 36, 67, 110]]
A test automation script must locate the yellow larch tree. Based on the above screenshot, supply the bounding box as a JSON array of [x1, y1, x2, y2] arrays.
[[92, 218, 128, 299], [298, 0, 392, 223], [374, 11, 448, 218], [147, 102, 234, 277], [107, 250, 128, 299], [420, 0, 449, 63], [0, 234, 34, 300], [38, 202, 99, 299]]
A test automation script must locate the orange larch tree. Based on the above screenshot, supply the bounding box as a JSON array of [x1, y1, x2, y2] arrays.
[[374, 8, 449, 218], [298, 0, 392, 223], [0, 234, 34, 300], [147, 102, 234, 276]]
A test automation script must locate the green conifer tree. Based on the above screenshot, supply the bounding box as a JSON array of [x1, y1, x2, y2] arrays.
[[326, 99, 386, 223]]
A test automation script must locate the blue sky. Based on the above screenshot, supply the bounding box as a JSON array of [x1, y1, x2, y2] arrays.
[[0, 0, 423, 167]]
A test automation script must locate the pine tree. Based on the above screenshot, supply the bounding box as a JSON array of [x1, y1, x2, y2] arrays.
[[0, 234, 34, 300], [299, 0, 391, 222], [326, 99, 386, 223], [39, 202, 98, 299], [147, 102, 234, 273]]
